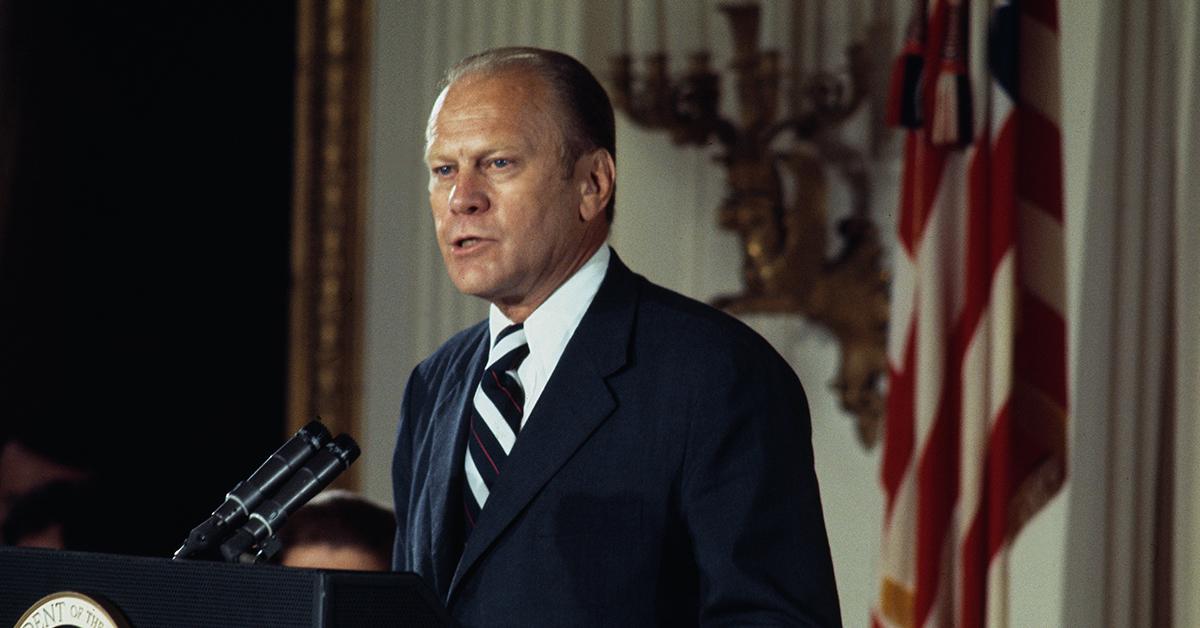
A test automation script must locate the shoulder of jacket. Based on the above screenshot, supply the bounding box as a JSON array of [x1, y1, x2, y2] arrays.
[[413, 320, 489, 381]]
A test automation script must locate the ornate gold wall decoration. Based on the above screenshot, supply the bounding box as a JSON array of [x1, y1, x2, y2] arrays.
[[611, 3, 889, 447], [288, 0, 369, 484]]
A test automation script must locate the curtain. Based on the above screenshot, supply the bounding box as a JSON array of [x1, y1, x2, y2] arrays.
[[1171, 1, 1200, 627], [1064, 0, 1198, 625]]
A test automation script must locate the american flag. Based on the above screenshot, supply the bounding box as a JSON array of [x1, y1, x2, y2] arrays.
[[874, 0, 1068, 626]]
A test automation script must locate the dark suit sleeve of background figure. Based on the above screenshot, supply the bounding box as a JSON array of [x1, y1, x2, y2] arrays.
[[681, 337, 842, 627]]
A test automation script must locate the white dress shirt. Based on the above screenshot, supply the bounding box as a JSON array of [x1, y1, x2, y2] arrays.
[[486, 245, 610, 427]]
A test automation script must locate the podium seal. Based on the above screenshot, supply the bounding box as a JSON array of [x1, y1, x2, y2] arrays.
[[15, 591, 127, 628]]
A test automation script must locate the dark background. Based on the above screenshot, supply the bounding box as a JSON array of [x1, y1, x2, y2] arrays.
[[0, 1, 296, 555]]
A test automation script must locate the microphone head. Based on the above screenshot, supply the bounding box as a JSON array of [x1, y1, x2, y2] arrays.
[[326, 434, 361, 467], [296, 420, 332, 449]]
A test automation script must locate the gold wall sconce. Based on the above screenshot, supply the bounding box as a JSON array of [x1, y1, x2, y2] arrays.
[[609, 1, 890, 448]]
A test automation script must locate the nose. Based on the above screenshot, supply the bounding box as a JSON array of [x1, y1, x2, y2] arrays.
[[448, 171, 489, 215]]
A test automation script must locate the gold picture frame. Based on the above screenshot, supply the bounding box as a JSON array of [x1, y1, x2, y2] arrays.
[[288, 0, 370, 487]]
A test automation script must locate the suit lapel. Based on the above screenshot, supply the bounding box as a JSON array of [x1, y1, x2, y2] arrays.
[[428, 328, 488, 600], [447, 253, 640, 601]]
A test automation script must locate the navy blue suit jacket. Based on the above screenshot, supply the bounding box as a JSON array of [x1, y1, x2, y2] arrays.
[[392, 252, 841, 626]]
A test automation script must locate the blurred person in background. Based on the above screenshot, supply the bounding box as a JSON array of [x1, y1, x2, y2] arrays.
[[0, 426, 168, 555], [277, 489, 395, 571], [0, 429, 94, 530], [1, 479, 106, 549]]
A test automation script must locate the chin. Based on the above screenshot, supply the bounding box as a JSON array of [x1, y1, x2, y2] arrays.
[[450, 276, 499, 301]]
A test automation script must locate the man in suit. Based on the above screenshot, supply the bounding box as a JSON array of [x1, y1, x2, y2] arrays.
[[392, 47, 841, 626]]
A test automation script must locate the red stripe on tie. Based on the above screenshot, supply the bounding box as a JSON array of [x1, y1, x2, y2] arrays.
[[491, 369, 524, 415], [464, 500, 476, 528], [471, 424, 501, 474]]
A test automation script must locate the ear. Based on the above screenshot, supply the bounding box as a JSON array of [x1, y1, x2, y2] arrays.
[[577, 148, 615, 222]]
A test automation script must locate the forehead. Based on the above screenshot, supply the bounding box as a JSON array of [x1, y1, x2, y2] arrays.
[[425, 71, 559, 157]]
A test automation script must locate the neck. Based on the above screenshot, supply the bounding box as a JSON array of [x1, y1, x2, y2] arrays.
[[495, 237, 606, 323]]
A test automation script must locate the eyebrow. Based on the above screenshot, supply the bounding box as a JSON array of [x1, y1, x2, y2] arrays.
[[424, 140, 530, 165]]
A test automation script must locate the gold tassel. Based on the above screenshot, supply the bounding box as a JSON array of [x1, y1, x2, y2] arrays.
[[929, 0, 972, 147]]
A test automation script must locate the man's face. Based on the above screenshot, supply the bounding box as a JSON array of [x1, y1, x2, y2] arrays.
[[425, 70, 608, 321]]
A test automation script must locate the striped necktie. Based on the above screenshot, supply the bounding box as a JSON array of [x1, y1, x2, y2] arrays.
[[463, 323, 529, 531]]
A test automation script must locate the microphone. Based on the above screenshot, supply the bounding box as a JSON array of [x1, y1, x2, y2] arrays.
[[219, 433, 360, 563], [173, 420, 332, 560]]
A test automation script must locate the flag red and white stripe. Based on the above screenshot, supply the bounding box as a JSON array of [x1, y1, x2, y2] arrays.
[[875, 1, 1067, 627]]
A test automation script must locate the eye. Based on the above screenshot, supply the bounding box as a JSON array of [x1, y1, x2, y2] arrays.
[[490, 158, 511, 169], [432, 165, 454, 177]]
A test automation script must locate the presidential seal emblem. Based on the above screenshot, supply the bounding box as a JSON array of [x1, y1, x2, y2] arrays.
[[15, 591, 127, 628]]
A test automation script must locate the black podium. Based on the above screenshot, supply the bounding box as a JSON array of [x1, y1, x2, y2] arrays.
[[0, 546, 451, 627]]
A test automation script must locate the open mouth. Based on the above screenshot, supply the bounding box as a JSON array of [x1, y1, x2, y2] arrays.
[[454, 237, 482, 249]]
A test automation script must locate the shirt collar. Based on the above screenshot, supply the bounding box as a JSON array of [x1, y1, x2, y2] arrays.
[[488, 245, 610, 367]]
